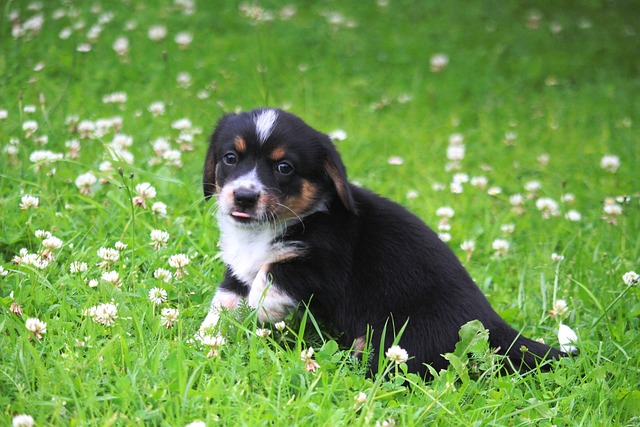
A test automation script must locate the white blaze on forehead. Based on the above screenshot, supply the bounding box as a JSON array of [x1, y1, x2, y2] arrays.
[[253, 109, 278, 144]]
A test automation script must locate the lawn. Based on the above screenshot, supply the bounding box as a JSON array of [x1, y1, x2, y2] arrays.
[[1, 0, 639, 426]]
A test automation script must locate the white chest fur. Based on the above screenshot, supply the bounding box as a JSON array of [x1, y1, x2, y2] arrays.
[[218, 215, 296, 286]]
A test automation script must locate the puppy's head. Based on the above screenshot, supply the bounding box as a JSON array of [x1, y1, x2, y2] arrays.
[[203, 108, 356, 225]]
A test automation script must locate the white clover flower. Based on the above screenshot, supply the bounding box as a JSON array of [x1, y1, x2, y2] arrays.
[[603, 202, 622, 216], [151, 202, 168, 218], [154, 267, 173, 283], [329, 129, 347, 141], [255, 328, 271, 338], [438, 222, 451, 232], [148, 24, 168, 41], [487, 186, 502, 196], [452, 173, 469, 184], [549, 299, 568, 317], [600, 154, 620, 173], [25, 317, 47, 339], [184, 421, 206, 427], [535, 197, 560, 219], [385, 345, 409, 364], [504, 131, 518, 145], [430, 53, 449, 72], [524, 180, 542, 193], [460, 240, 475, 252], [274, 321, 286, 331], [149, 287, 168, 305], [492, 239, 510, 256], [87, 302, 118, 326], [150, 229, 170, 250], [101, 270, 121, 287], [88, 279, 99, 288], [35, 230, 52, 239], [112, 36, 129, 57], [551, 253, 565, 262], [29, 150, 63, 166], [160, 307, 179, 328], [148, 101, 166, 117], [171, 118, 192, 131], [0, 265, 8, 277], [77, 43, 92, 52], [152, 138, 171, 156], [406, 189, 419, 199], [387, 156, 404, 165], [168, 253, 190, 278], [435, 206, 455, 219], [470, 176, 488, 189], [449, 133, 464, 146], [17, 252, 49, 269], [97, 247, 120, 265], [99, 161, 114, 173], [42, 236, 63, 251], [561, 193, 575, 204], [196, 332, 226, 357], [565, 210, 582, 221], [20, 195, 39, 210], [0, 109, 8, 120], [558, 323, 578, 354], [438, 233, 451, 242], [623, 271, 639, 287], [77, 120, 96, 138], [177, 72, 192, 88], [12, 414, 35, 427], [70, 261, 88, 273], [133, 182, 156, 208], [354, 392, 367, 405], [162, 149, 183, 167], [500, 224, 515, 234], [75, 172, 97, 195], [537, 153, 550, 166], [102, 92, 127, 104], [23, 105, 36, 114], [450, 182, 463, 194], [22, 120, 38, 137], [175, 31, 193, 48], [446, 145, 465, 162], [59, 27, 72, 39], [300, 347, 320, 372], [509, 194, 524, 206], [114, 241, 127, 251]]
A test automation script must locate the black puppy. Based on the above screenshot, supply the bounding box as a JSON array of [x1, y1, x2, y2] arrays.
[[201, 108, 564, 376]]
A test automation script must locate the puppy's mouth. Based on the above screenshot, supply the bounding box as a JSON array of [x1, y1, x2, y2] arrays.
[[230, 210, 256, 223]]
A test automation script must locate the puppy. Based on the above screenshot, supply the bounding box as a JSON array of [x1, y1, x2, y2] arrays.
[[201, 108, 564, 376]]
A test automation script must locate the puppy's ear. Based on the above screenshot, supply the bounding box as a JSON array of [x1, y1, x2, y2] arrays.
[[203, 114, 231, 200], [323, 138, 358, 214]]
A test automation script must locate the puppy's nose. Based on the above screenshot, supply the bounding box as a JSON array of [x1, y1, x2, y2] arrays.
[[233, 188, 260, 208]]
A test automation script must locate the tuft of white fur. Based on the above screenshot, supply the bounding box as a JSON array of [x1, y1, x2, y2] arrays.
[[253, 109, 278, 144]]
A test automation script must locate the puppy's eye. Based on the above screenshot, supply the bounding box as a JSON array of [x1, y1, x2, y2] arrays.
[[222, 152, 238, 165], [276, 161, 294, 175]]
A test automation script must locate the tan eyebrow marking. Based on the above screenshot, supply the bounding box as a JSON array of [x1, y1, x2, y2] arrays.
[[234, 136, 247, 153], [269, 146, 286, 162]]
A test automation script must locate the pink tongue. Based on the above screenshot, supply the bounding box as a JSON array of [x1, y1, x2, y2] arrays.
[[231, 211, 251, 218]]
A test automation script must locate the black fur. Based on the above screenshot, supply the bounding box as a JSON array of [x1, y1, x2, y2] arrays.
[[203, 108, 564, 377]]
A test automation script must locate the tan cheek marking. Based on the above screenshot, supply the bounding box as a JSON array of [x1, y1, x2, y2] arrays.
[[269, 146, 286, 162], [283, 180, 318, 215], [234, 136, 247, 153]]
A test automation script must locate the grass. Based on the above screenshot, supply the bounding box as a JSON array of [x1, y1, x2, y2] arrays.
[[1, 0, 639, 425]]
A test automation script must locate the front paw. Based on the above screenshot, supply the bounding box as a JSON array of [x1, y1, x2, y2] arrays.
[[248, 265, 297, 323]]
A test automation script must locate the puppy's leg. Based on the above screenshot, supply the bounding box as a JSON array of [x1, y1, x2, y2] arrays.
[[200, 288, 243, 333], [247, 264, 298, 323]]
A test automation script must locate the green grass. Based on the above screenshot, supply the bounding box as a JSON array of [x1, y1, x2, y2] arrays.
[[1, 0, 639, 425]]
